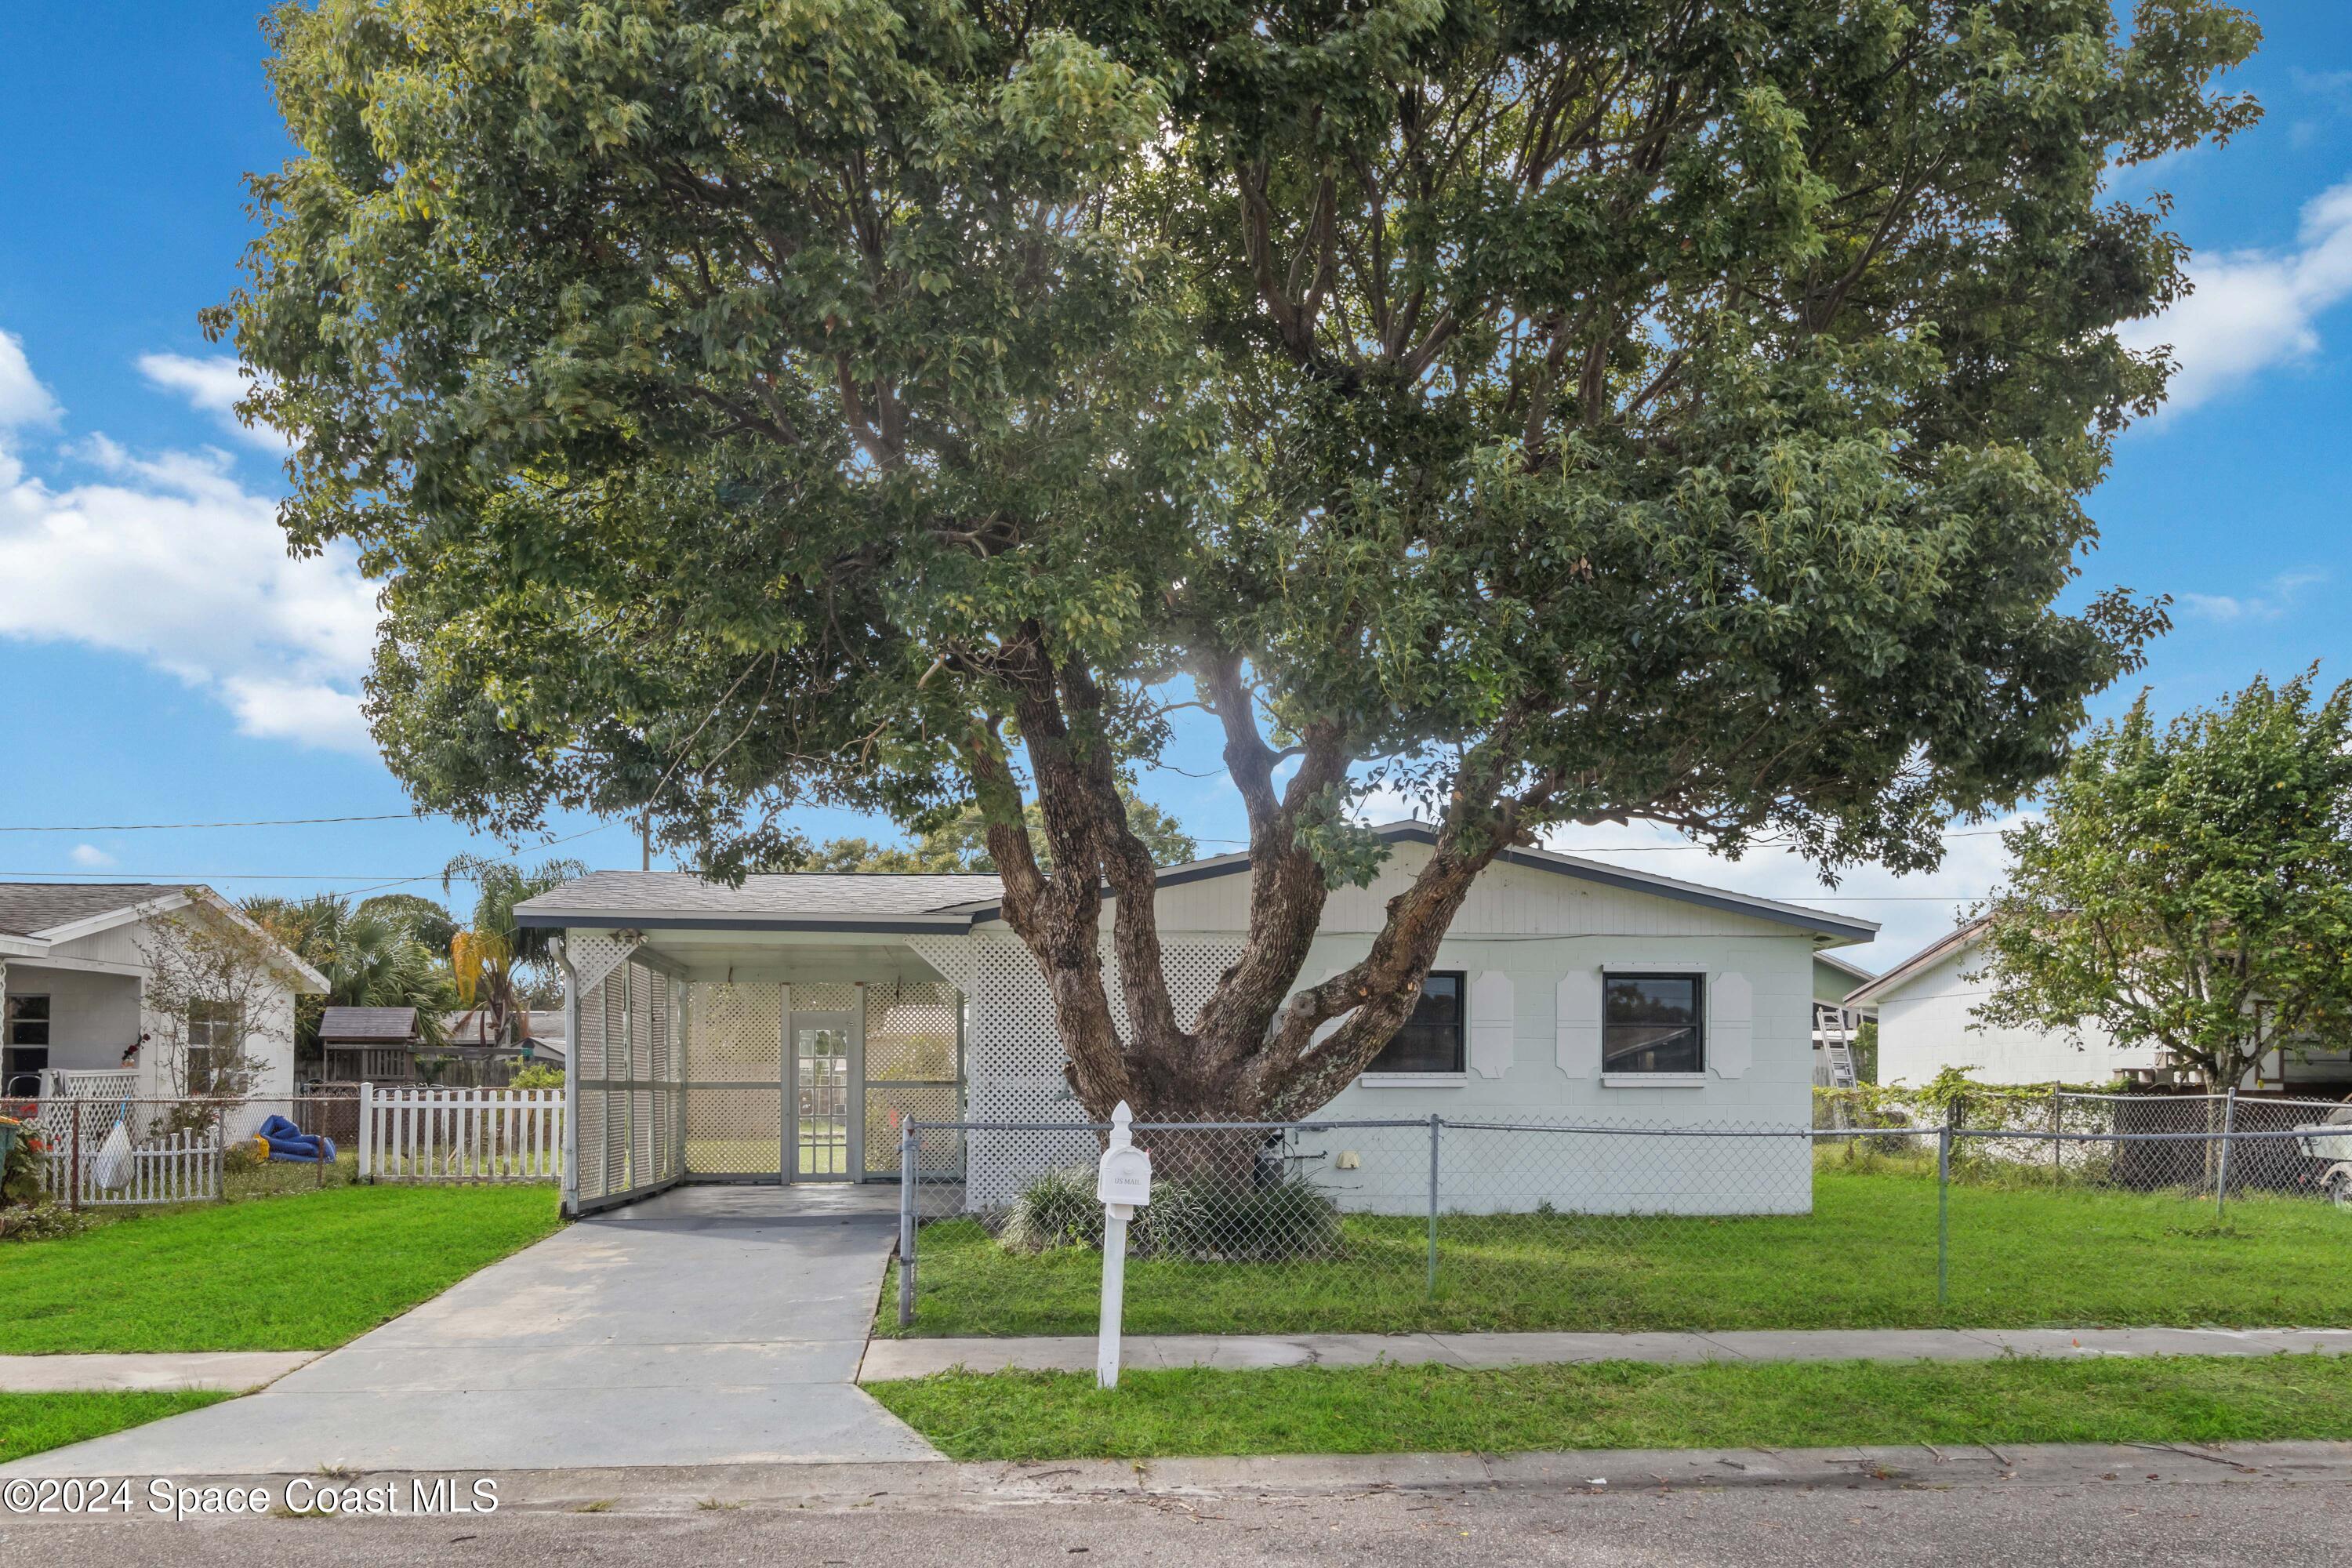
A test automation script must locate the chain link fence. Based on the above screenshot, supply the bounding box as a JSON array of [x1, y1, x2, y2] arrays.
[[890, 1100, 2352, 1337]]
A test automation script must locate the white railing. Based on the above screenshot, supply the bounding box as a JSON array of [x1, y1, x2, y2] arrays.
[[45, 1129, 223, 1207], [358, 1083, 564, 1183]]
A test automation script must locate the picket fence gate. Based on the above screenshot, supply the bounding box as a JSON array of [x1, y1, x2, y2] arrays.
[[357, 1084, 564, 1183], [45, 1128, 223, 1206]]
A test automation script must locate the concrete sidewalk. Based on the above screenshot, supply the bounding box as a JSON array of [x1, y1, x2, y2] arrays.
[[859, 1325, 2352, 1381], [0, 1352, 318, 1393]]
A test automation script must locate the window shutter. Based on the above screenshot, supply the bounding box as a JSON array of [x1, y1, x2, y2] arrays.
[[1710, 972, 1753, 1079], [1468, 971, 1514, 1079], [1555, 970, 1600, 1078]]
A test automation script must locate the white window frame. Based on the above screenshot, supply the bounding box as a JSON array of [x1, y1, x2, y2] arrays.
[[1357, 969, 1469, 1085], [1598, 969, 1707, 1084]]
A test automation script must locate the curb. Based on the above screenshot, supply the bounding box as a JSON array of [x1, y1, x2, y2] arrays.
[[11, 1441, 2348, 1517]]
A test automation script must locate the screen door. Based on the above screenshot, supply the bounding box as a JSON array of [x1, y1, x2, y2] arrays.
[[791, 1011, 856, 1181]]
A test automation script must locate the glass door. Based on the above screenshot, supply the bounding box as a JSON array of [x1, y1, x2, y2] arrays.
[[790, 1011, 855, 1181]]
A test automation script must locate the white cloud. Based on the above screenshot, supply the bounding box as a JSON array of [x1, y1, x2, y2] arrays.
[[2120, 177, 2352, 416], [0, 335, 379, 753], [0, 329, 61, 430], [136, 353, 287, 452], [2176, 568, 2326, 624], [68, 844, 115, 868]]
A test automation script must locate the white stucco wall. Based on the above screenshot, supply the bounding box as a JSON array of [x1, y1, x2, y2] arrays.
[[1875, 939, 2156, 1087], [946, 840, 1835, 1216]]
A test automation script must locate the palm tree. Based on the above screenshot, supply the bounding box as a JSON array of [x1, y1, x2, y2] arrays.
[[442, 857, 588, 1049], [244, 893, 454, 1065]]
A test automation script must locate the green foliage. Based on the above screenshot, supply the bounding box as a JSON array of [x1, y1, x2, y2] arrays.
[[773, 785, 1196, 874], [442, 856, 585, 1047], [220, 0, 2260, 1109], [2, 1118, 49, 1205], [1976, 670, 2352, 1089], [355, 893, 460, 955], [508, 1062, 565, 1091], [999, 1167, 1106, 1254], [245, 891, 454, 1057], [997, 1166, 1343, 1261]]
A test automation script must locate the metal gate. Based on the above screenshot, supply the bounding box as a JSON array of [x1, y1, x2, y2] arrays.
[[684, 981, 785, 1179]]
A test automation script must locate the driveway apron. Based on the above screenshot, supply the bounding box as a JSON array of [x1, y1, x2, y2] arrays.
[[3, 1185, 940, 1475]]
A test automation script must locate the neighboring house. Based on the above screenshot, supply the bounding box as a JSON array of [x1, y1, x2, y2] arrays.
[[518, 1011, 565, 1068], [1848, 918, 2152, 1087], [1853, 918, 2352, 1094], [516, 821, 1878, 1218], [1809, 949, 1877, 1088], [0, 883, 328, 1138]]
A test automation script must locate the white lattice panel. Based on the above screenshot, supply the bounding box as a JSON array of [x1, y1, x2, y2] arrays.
[[572, 953, 688, 1207], [790, 982, 858, 1013], [962, 932, 1247, 1206], [565, 931, 636, 995], [902, 935, 976, 994], [683, 979, 783, 1175]]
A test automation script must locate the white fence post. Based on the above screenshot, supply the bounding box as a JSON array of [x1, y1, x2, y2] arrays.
[[358, 1081, 375, 1181]]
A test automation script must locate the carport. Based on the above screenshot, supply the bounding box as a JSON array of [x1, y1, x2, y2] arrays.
[[517, 873, 985, 1217]]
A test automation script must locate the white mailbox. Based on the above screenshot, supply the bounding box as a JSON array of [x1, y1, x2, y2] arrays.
[[1096, 1142, 1153, 1210]]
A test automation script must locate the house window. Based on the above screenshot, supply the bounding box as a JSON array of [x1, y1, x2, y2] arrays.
[[1366, 971, 1465, 1074], [187, 1001, 241, 1095], [1603, 974, 1705, 1075], [2, 995, 50, 1094]]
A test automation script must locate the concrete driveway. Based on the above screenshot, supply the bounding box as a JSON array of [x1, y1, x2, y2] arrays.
[[5, 1185, 940, 1475]]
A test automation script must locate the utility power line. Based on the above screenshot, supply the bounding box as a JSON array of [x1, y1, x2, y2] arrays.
[[0, 811, 421, 833]]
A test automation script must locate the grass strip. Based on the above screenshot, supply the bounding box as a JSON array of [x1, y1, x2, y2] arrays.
[[884, 1167, 2352, 1338], [0, 1392, 233, 1465], [0, 1184, 564, 1354], [869, 1354, 2352, 1461]]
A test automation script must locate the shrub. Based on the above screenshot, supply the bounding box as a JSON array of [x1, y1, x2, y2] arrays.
[[998, 1167, 1104, 1253], [996, 1166, 1344, 1262], [510, 1062, 564, 1091], [2, 1117, 46, 1205]]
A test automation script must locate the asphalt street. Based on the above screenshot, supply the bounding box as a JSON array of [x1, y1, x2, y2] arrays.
[[9, 1468, 2347, 1566]]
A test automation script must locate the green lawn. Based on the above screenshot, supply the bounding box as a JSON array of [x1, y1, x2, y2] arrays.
[[869, 1355, 2352, 1461], [0, 1184, 564, 1354], [0, 1392, 233, 1465], [885, 1167, 2352, 1338]]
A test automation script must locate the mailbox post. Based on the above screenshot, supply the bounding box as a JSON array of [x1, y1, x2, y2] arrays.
[[1094, 1101, 1153, 1389]]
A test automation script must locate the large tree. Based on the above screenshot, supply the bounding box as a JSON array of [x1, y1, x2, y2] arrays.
[[774, 784, 1197, 873], [223, 0, 2255, 1119], [1976, 673, 2352, 1092]]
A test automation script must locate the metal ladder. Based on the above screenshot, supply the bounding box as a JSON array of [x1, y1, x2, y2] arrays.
[[1816, 1004, 1860, 1088]]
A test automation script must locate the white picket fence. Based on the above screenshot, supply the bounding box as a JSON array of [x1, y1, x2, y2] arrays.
[[358, 1084, 564, 1183], [45, 1129, 223, 1206]]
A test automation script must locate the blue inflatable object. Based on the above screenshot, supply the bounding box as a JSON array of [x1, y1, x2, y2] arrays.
[[256, 1114, 336, 1163]]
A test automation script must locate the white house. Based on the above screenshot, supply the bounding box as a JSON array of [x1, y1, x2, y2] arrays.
[[514, 822, 1877, 1218], [1847, 917, 2155, 1087], [1853, 917, 2352, 1094], [0, 884, 328, 1138]]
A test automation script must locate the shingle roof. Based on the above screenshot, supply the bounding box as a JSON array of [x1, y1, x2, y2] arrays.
[[319, 1006, 421, 1042], [514, 822, 1877, 942], [517, 869, 1001, 925], [0, 883, 183, 938]]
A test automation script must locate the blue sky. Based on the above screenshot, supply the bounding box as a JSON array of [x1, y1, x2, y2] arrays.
[[1, 2, 2347, 968]]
